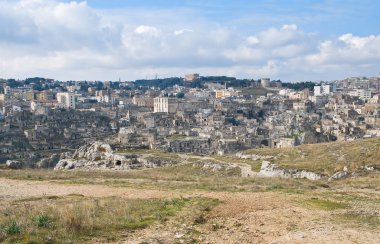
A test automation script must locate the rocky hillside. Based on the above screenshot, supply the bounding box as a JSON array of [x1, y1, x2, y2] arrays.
[[55, 142, 181, 170], [240, 137, 380, 180]]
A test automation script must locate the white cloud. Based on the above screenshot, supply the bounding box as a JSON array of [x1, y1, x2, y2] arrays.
[[247, 36, 260, 45], [0, 0, 379, 82], [338, 33, 376, 49], [282, 24, 298, 31], [173, 29, 194, 36], [134, 25, 161, 36]]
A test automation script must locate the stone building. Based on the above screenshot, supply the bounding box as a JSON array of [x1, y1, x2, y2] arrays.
[[153, 97, 178, 113]]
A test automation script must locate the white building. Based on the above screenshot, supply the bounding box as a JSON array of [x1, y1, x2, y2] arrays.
[[314, 83, 336, 96], [261, 78, 270, 88], [67, 85, 81, 93], [279, 89, 291, 96], [57, 92, 76, 109], [153, 97, 178, 113], [4, 86, 12, 96], [356, 89, 372, 101], [314, 86, 322, 96], [194, 90, 210, 99], [322, 84, 331, 94], [0, 94, 5, 109]]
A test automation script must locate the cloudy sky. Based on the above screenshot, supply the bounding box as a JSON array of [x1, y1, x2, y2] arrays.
[[0, 0, 380, 82]]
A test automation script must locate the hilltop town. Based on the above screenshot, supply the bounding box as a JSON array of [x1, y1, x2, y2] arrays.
[[0, 75, 379, 166]]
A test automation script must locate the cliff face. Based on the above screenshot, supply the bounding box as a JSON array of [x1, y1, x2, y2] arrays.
[[54, 142, 179, 170]]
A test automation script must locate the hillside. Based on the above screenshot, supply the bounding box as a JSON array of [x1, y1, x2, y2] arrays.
[[0, 138, 379, 243], [243, 137, 380, 175]]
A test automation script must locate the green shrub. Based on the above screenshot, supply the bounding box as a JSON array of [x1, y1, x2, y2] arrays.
[[3, 221, 21, 235], [36, 214, 52, 228]]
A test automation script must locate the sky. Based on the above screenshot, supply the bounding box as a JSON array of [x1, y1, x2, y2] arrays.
[[0, 0, 380, 82]]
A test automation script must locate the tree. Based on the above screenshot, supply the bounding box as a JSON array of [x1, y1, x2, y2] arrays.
[[32, 83, 44, 91], [176, 92, 185, 98]]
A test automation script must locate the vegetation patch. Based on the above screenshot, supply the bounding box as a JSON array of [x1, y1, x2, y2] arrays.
[[244, 138, 380, 175], [340, 212, 380, 228], [303, 198, 348, 210], [0, 195, 217, 243]]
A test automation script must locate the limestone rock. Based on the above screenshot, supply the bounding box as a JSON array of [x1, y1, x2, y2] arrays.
[[235, 153, 274, 161], [72, 142, 113, 161], [36, 154, 60, 168], [328, 171, 350, 181], [6, 160, 23, 169], [258, 161, 322, 181], [54, 141, 181, 171], [55, 159, 76, 170]]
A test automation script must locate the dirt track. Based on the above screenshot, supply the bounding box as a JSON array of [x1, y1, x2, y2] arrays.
[[1, 178, 379, 243]]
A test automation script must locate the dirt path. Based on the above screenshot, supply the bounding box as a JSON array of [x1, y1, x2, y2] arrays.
[[0, 178, 179, 201], [1, 178, 379, 243], [177, 153, 257, 177]]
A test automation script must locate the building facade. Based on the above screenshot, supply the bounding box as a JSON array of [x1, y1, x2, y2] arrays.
[[57, 92, 76, 109], [153, 97, 178, 113]]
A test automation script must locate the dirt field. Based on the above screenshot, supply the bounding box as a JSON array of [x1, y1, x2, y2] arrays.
[[1, 177, 379, 243]]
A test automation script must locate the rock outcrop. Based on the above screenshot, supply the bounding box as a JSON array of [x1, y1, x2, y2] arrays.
[[54, 141, 180, 170], [328, 168, 350, 181], [36, 154, 60, 168], [6, 160, 23, 169], [328, 171, 349, 181], [236, 153, 274, 161], [258, 161, 323, 181], [193, 161, 239, 172]]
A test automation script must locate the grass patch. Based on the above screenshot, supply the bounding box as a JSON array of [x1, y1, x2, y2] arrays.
[[0, 165, 326, 194], [340, 212, 380, 228], [16, 195, 60, 202], [304, 198, 348, 210], [36, 214, 53, 228], [210, 155, 262, 172], [0, 195, 216, 243], [3, 221, 21, 235]]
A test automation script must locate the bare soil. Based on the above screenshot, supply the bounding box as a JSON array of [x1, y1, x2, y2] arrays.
[[1, 178, 379, 243]]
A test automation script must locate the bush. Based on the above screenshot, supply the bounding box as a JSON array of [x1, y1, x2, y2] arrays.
[[36, 214, 52, 228], [3, 221, 21, 235]]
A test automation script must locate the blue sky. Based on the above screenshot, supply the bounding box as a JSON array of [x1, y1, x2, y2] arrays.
[[1, 0, 380, 81], [84, 0, 380, 37]]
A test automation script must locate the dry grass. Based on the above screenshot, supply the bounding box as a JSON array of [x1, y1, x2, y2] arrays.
[[244, 138, 380, 175], [115, 148, 181, 160], [210, 155, 262, 172], [0, 194, 218, 243], [303, 198, 348, 210], [296, 189, 380, 230], [0, 164, 324, 194]]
